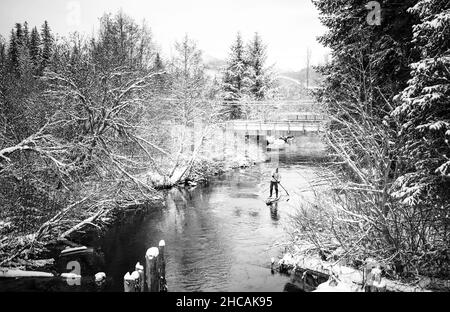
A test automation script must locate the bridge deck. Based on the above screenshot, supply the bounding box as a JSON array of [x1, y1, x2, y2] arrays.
[[226, 119, 325, 133]]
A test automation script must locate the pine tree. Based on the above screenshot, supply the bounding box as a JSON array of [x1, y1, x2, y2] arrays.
[[153, 52, 164, 71], [222, 32, 251, 119], [40, 21, 53, 72], [29, 27, 41, 73], [313, 0, 419, 119], [0, 35, 6, 67], [246, 32, 273, 100], [15, 23, 23, 45], [8, 29, 19, 72], [0, 37, 5, 87], [392, 1, 450, 206], [152, 52, 166, 92], [23, 21, 30, 48]]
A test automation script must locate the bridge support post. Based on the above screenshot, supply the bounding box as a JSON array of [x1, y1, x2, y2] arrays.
[[245, 123, 249, 158], [223, 125, 226, 161], [234, 129, 237, 157]]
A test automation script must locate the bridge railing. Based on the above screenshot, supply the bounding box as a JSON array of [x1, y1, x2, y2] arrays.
[[221, 99, 323, 121]]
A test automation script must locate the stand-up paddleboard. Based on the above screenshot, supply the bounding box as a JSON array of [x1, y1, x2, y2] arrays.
[[265, 196, 281, 205]]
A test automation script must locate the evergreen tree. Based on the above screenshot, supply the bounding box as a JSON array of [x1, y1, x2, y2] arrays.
[[222, 32, 251, 119], [153, 52, 164, 71], [0, 37, 6, 67], [40, 20, 53, 72], [152, 52, 166, 92], [312, 0, 450, 276], [23, 21, 30, 48], [29, 27, 41, 73], [392, 1, 450, 206], [15, 23, 23, 45], [8, 29, 19, 72], [246, 32, 273, 100], [314, 0, 419, 119]]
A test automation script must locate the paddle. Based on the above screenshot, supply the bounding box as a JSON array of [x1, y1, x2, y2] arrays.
[[277, 182, 290, 201]]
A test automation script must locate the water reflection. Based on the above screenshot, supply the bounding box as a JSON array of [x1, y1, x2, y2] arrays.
[[270, 202, 280, 222], [0, 134, 327, 292]]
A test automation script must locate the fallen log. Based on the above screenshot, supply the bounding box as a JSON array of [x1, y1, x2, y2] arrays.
[[35, 196, 90, 241], [0, 268, 54, 278], [58, 208, 105, 240]]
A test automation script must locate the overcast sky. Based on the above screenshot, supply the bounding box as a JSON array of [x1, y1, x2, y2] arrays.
[[0, 0, 330, 71]]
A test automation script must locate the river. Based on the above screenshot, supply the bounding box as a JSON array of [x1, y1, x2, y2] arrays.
[[0, 133, 328, 292]]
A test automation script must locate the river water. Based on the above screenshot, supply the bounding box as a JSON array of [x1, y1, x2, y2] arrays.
[[0, 133, 328, 292], [96, 134, 327, 292]]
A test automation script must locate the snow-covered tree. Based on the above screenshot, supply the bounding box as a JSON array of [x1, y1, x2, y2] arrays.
[[392, 1, 450, 207], [93, 12, 154, 69], [29, 27, 41, 73], [0, 37, 5, 66], [168, 35, 207, 126], [246, 32, 276, 100], [7, 29, 19, 72], [23, 21, 30, 48], [222, 32, 252, 119], [40, 20, 53, 72], [153, 52, 164, 71], [151, 52, 167, 93]]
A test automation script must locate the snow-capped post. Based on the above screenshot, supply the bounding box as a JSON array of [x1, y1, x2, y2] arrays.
[[158, 240, 167, 292], [95, 272, 106, 289], [124, 271, 140, 292], [367, 266, 386, 292], [135, 262, 144, 292], [145, 247, 159, 292]]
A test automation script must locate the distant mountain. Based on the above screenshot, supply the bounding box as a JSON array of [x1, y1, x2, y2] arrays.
[[203, 54, 226, 79], [275, 67, 323, 99], [204, 54, 226, 70], [278, 67, 323, 88]]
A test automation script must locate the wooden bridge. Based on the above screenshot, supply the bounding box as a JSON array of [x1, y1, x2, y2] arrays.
[[221, 99, 326, 135], [225, 112, 326, 135]]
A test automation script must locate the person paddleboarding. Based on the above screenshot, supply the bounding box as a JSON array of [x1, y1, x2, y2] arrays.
[[270, 168, 281, 199], [266, 168, 290, 205]]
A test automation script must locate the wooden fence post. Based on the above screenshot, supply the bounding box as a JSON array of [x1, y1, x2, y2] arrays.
[[158, 240, 167, 292], [124, 271, 140, 292], [145, 247, 160, 292], [135, 262, 144, 292]]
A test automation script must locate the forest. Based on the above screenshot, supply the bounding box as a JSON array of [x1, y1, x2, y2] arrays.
[[0, 0, 449, 286], [0, 12, 278, 267], [294, 0, 449, 280]]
